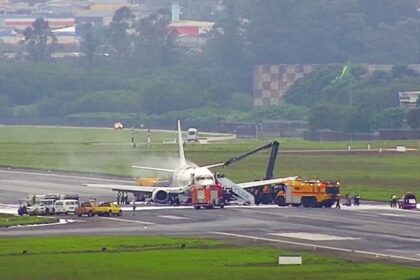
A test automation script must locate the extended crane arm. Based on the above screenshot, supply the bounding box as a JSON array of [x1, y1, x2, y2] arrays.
[[223, 141, 280, 172]]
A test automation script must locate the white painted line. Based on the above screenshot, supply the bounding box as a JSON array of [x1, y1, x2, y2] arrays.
[[121, 206, 191, 211], [158, 215, 190, 220], [101, 217, 156, 225], [381, 213, 404, 217], [210, 232, 420, 263], [269, 232, 359, 241]]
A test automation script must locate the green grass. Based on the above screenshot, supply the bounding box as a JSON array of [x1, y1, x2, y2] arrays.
[[0, 213, 59, 227], [0, 236, 419, 280], [0, 126, 419, 201]]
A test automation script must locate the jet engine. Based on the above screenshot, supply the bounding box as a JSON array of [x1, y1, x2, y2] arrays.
[[152, 188, 170, 204]]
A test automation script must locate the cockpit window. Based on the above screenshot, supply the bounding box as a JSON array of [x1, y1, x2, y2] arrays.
[[196, 176, 213, 181]]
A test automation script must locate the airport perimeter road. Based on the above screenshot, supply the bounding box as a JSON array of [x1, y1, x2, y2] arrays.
[[1, 168, 420, 265]]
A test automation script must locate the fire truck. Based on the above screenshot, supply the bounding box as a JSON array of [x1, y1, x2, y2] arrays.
[[191, 184, 225, 209], [274, 178, 340, 208]]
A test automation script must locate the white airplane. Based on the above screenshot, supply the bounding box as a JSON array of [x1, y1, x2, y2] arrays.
[[85, 120, 297, 204]]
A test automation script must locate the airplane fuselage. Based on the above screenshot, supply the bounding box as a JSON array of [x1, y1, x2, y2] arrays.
[[172, 166, 216, 191]]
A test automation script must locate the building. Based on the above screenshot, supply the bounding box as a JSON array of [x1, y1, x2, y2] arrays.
[[168, 20, 214, 51], [398, 91, 420, 109]]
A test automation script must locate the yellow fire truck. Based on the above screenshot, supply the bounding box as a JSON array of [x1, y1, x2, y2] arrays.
[[274, 178, 340, 208]]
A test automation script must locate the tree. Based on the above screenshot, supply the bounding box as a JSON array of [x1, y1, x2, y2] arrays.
[[406, 108, 420, 128], [132, 8, 178, 69], [307, 105, 342, 131], [371, 108, 406, 129], [204, 0, 251, 91], [21, 17, 57, 62], [107, 7, 135, 60], [80, 22, 99, 66]]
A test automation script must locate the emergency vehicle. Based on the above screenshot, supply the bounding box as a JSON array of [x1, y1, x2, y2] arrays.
[[274, 178, 340, 208], [191, 184, 225, 209]]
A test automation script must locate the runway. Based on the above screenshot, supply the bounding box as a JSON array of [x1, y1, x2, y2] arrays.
[[1, 168, 420, 265]]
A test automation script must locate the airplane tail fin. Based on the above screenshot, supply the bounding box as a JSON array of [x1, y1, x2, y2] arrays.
[[177, 120, 187, 166]]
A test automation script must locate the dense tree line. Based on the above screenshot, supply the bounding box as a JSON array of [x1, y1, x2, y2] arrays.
[[1, 0, 420, 131], [286, 65, 420, 131]]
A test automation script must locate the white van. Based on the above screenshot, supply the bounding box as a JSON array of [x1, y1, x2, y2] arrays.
[[54, 200, 79, 215], [187, 128, 198, 142]]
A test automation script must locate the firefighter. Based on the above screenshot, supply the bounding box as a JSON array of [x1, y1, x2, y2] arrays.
[[390, 194, 397, 208], [345, 193, 352, 206], [174, 196, 180, 206], [116, 191, 121, 205], [354, 193, 360, 206], [335, 196, 341, 209], [132, 199, 136, 215]]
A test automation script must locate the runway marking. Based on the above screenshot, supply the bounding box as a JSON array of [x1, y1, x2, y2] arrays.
[[158, 215, 190, 220], [211, 232, 420, 263], [380, 213, 404, 217], [101, 217, 156, 225], [269, 232, 359, 241], [121, 206, 191, 211]]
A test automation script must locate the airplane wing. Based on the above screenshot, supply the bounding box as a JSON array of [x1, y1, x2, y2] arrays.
[[202, 162, 225, 169], [236, 176, 299, 189], [84, 184, 185, 194], [131, 166, 175, 172], [84, 183, 156, 193]]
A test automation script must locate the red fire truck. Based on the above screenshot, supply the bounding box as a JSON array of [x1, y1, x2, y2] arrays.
[[191, 184, 225, 209]]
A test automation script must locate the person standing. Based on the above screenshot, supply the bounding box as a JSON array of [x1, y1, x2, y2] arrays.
[[391, 194, 397, 207], [125, 193, 129, 205], [116, 191, 121, 205], [335, 196, 341, 209], [132, 199, 136, 216], [354, 193, 360, 206]]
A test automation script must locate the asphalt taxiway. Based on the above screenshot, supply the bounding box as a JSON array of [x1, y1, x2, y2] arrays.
[[1, 168, 420, 265]]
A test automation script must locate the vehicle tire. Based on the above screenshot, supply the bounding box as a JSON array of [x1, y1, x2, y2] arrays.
[[309, 197, 317, 208], [45, 208, 50, 215], [276, 196, 286, 206], [78, 213, 82, 217], [87, 211, 92, 217], [65, 211, 69, 215], [302, 197, 310, 208], [118, 210, 122, 216], [194, 206, 200, 210]]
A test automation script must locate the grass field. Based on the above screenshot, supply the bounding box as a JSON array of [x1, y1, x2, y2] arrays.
[[0, 236, 419, 280], [0, 126, 419, 201], [0, 213, 58, 227]]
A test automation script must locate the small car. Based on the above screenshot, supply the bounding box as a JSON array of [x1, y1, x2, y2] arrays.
[[398, 193, 417, 209], [95, 202, 122, 216], [113, 122, 124, 129], [75, 201, 97, 217]]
